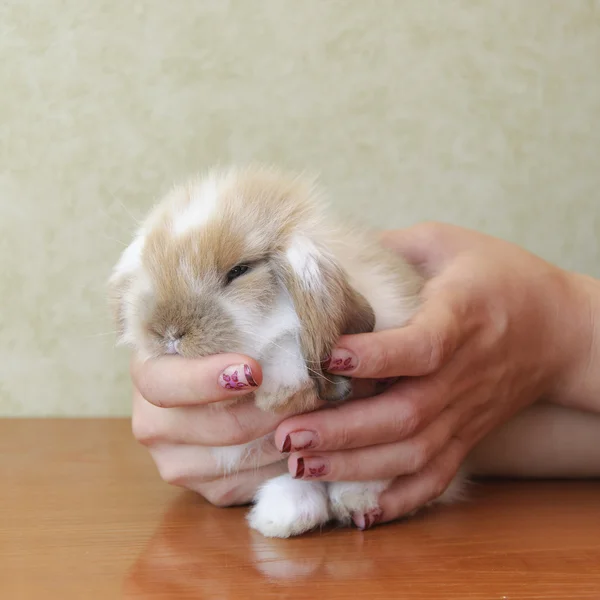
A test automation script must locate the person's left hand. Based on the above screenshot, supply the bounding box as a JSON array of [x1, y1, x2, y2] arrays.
[[272, 223, 585, 527]]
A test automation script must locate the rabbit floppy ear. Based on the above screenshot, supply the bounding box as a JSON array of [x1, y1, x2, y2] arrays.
[[319, 284, 375, 403], [107, 234, 145, 344], [274, 237, 375, 403]]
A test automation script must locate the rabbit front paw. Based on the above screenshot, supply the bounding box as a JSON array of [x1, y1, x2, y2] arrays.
[[328, 480, 391, 527], [247, 474, 330, 538]]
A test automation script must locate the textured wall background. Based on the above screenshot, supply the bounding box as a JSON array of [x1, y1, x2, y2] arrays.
[[1, 1, 599, 416]]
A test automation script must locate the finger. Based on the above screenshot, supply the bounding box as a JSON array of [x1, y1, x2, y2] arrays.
[[275, 376, 449, 453], [192, 461, 289, 507], [325, 288, 467, 379], [148, 437, 285, 487], [130, 353, 263, 408], [375, 438, 467, 525], [132, 387, 285, 447], [286, 405, 462, 482]]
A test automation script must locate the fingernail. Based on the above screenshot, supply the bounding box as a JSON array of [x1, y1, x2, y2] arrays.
[[352, 508, 383, 531], [293, 457, 328, 479], [327, 349, 357, 372], [218, 364, 258, 390], [294, 457, 305, 478], [321, 355, 331, 370], [280, 430, 318, 453]]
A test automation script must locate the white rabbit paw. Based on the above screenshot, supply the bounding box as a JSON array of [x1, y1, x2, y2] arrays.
[[247, 475, 330, 538], [328, 480, 391, 527]]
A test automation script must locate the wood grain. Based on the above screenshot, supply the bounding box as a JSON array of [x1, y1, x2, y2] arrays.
[[1, 419, 599, 599]]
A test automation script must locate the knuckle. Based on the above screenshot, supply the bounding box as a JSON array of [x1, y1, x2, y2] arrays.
[[391, 495, 416, 518], [131, 413, 163, 447], [405, 439, 431, 473], [154, 457, 188, 487], [429, 471, 453, 502], [423, 327, 449, 373], [332, 424, 353, 451], [393, 401, 423, 437], [368, 341, 392, 377], [224, 429, 249, 447], [414, 221, 445, 247], [202, 482, 242, 508], [220, 405, 253, 446]]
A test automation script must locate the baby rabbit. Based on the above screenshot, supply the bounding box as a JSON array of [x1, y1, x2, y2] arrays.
[[108, 166, 465, 538]]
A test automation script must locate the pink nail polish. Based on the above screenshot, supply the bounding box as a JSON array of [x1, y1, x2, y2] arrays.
[[352, 508, 383, 530], [294, 457, 328, 479], [294, 457, 305, 478], [218, 364, 258, 391], [328, 349, 357, 372], [286, 430, 318, 452]]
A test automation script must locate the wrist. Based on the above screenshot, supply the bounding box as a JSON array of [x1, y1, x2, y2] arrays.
[[547, 270, 600, 412]]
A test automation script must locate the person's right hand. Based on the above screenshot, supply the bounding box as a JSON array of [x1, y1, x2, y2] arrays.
[[130, 352, 383, 506], [130, 354, 290, 507]]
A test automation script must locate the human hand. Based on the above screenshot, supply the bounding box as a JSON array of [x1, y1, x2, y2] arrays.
[[130, 353, 290, 507], [275, 222, 589, 525], [129, 353, 383, 507]]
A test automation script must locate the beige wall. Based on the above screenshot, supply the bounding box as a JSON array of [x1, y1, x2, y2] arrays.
[[1, 1, 599, 416]]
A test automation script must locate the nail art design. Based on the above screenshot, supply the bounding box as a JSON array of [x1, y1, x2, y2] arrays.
[[293, 457, 328, 479], [328, 350, 357, 372], [243, 364, 258, 386], [307, 463, 327, 477], [218, 364, 258, 390], [280, 430, 317, 453], [353, 508, 383, 531]]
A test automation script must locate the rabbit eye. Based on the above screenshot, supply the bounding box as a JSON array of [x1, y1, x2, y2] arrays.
[[226, 264, 250, 283], [147, 324, 162, 337]]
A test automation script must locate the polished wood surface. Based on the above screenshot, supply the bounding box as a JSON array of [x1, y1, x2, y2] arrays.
[[2, 419, 600, 599]]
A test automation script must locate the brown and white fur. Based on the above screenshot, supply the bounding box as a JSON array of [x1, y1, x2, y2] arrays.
[[108, 166, 465, 538]]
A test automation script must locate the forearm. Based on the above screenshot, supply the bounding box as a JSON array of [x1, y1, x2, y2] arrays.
[[468, 402, 600, 478], [470, 271, 600, 479], [549, 272, 600, 414]]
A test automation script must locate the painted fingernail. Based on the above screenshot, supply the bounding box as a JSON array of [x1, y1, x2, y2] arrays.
[[321, 355, 331, 370], [280, 430, 318, 453], [294, 457, 305, 478], [327, 349, 357, 372], [293, 457, 328, 479], [218, 364, 258, 390], [352, 508, 383, 531]]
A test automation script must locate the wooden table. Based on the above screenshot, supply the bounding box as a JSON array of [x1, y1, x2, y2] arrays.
[[2, 419, 600, 599]]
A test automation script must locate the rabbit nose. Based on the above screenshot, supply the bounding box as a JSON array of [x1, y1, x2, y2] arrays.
[[165, 338, 180, 355], [165, 332, 182, 355]]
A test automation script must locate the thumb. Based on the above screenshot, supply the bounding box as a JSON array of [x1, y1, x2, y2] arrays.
[[379, 222, 464, 277], [326, 290, 466, 379]]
